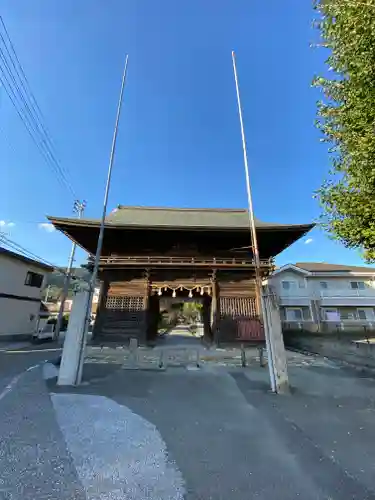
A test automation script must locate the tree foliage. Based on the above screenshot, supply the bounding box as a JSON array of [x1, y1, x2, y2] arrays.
[[182, 302, 203, 323], [313, 0, 375, 261]]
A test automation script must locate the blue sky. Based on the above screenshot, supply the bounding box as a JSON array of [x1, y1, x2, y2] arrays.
[[0, 0, 370, 268]]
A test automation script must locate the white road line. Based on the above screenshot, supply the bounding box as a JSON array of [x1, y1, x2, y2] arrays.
[[0, 373, 23, 402], [0, 363, 40, 402], [0, 342, 31, 352], [3, 348, 62, 354]]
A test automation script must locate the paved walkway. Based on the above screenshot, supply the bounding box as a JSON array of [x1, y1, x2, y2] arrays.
[[1, 344, 375, 499]]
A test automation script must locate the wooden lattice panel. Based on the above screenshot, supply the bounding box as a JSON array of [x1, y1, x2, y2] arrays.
[[218, 278, 257, 297], [105, 296, 144, 311], [219, 297, 257, 318], [107, 279, 148, 297]]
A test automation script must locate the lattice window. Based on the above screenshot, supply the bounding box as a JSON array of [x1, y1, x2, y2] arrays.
[[106, 296, 144, 311], [219, 297, 257, 318]]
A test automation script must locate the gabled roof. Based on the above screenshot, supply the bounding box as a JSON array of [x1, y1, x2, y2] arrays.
[[48, 205, 314, 231], [295, 262, 375, 273], [0, 246, 53, 272], [272, 262, 375, 277], [271, 264, 310, 276]]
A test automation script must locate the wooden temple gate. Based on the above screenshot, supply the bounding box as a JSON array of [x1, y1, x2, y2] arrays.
[[93, 267, 265, 345], [47, 206, 312, 346]]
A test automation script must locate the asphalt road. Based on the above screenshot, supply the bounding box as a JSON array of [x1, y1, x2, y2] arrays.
[[0, 342, 61, 396], [1, 343, 375, 499]]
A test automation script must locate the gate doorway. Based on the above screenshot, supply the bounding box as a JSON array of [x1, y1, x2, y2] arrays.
[[146, 285, 212, 344]]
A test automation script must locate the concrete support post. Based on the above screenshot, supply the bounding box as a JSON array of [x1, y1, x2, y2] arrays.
[[57, 289, 90, 386], [92, 280, 108, 340], [263, 289, 289, 393]]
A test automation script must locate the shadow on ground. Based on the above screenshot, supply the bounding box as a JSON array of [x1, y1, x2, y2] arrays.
[[47, 357, 375, 500]]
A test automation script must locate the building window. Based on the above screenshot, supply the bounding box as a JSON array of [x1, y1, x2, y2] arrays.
[[25, 271, 43, 288], [357, 308, 374, 321], [282, 281, 297, 290], [357, 309, 367, 320], [322, 308, 340, 321], [320, 281, 328, 289], [350, 281, 365, 290], [285, 308, 303, 321], [340, 310, 356, 320]]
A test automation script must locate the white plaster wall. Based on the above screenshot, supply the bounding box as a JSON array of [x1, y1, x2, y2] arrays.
[[0, 254, 48, 298], [0, 298, 40, 335], [309, 276, 375, 297], [0, 254, 50, 336], [269, 270, 308, 296], [269, 270, 375, 301]]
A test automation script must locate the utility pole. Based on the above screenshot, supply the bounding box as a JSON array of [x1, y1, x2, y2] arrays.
[[75, 55, 129, 384], [231, 51, 277, 392], [44, 285, 51, 302], [54, 200, 86, 340]]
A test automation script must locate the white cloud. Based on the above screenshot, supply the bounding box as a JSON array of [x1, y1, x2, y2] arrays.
[[38, 223, 55, 233], [304, 238, 313, 245], [0, 220, 15, 228]]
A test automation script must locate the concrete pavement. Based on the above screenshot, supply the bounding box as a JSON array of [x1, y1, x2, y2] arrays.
[[0, 341, 62, 398], [1, 343, 375, 499]]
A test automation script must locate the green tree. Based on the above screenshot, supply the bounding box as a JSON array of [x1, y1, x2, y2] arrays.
[[313, 0, 375, 261], [182, 302, 202, 324], [43, 285, 62, 302]]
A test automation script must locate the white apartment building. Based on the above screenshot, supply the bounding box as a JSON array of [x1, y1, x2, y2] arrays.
[[0, 247, 53, 339], [267, 262, 375, 332]]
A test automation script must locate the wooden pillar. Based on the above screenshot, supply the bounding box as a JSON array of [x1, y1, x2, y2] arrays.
[[210, 271, 219, 342], [142, 269, 150, 344]]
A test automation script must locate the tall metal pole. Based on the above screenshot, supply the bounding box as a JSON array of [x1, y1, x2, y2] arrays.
[[231, 51, 276, 392], [54, 200, 86, 340], [75, 55, 129, 384]]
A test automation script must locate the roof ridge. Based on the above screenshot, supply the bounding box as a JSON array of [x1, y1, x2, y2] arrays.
[[295, 261, 375, 270], [0, 246, 53, 271], [116, 205, 248, 213], [296, 261, 370, 266]]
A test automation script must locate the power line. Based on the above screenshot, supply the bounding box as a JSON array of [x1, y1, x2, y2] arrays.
[[0, 73, 73, 196], [0, 16, 78, 199], [0, 233, 65, 273], [0, 17, 47, 135], [0, 59, 75, 197], [0, 37, 70, 186], [0, 233, 88, 282]]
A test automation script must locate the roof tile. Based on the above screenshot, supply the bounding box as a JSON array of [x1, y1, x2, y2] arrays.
[[295, 262, 375, 273]]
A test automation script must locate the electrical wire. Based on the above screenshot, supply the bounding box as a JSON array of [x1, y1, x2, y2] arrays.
[[0, 233, 88, 282], [0, 16, 78, 199], [0, 233, 65, 273]]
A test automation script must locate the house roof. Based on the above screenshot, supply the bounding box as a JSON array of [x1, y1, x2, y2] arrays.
[[48, 205, 314, 231], [295, 262, 375, 274], [0, 246, 53, 272]]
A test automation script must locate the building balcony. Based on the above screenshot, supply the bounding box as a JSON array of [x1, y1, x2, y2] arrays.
[[277, 288, 375, 307], [282, 319, 375, 334], [320, 289, 375, 298], [319, 289, 375, 307], [99, 255, 273, 269], [276, 289, 311, 306]]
